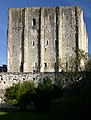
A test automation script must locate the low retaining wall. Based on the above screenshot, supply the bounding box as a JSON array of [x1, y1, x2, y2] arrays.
[[0, 72, 56, 90], [0, 72, 65, 105], [0, 72, 56, 104]]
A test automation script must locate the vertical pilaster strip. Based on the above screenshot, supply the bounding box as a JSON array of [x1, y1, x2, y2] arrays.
[[23, 8, 28, 72], [40, 8, 44, 72], [58, 7, 63, 72], [7, 9, 12, 72]]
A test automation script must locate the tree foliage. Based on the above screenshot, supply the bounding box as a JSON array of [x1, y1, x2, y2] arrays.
[[5, 77, 62, 111], [52, 48, 91, 95]]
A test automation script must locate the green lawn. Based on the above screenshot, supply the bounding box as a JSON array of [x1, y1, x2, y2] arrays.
[[0, 110, 55, 120]]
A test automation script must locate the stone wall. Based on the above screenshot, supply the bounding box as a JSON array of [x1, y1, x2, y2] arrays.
[[40, 7, 56, 72], [60, 7, 76, 64], [24, 8, 40, 72], [7, 6, 88, 72], [0, 72, 56, 104], [0, 72, 57, 90], [8, 9, 24, 72]]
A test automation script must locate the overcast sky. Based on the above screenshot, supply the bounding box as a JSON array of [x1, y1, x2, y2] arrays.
[[0, 0, 91, 66]]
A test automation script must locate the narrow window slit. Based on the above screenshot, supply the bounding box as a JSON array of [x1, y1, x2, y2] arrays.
[[47, 40, 48, 45], [44, 63, 47, 68], [32, 41, 35, 46], [32, 18, 36, 26]]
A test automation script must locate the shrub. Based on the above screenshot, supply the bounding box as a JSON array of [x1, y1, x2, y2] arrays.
[[5, 83, 21, 105], [33, 77, 53, 112], [5, 81, 36, 110], [33, 77, 62, 112], [5, 76, 63, 112], [50, 91, 91, 120]]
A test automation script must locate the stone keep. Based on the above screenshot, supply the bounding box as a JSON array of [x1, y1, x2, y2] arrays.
[[7, 6, 88, 72]]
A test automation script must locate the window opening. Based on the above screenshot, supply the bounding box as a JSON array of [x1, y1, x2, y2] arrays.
[[32, 18, 36, 26], [4, 82, 6, 84], [33, 78, 35, 80], [33, 70, 35, 73], [47, 40, 49, 45], [13, 45, 14, 51], [44, 63, 47, 68], [32, 41, 35, 46]]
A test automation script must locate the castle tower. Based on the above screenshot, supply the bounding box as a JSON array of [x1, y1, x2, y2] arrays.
[[7, 6, 88, 72]]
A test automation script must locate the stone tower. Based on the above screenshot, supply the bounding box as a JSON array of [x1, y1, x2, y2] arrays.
[[7, 6, 88, 72]]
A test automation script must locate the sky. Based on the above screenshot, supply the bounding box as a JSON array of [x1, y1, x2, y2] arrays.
[[0, 0, 91, 66]]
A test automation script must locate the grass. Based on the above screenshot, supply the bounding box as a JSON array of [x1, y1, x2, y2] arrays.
[[0, 110, 55, 120]]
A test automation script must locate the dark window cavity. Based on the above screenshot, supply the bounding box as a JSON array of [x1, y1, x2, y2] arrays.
[[32, 18, 36, 26], [4, 82, 6, 84], [32, 41, 35, 46], [33, 78, 35, 80], [47, 40, 49, 45], [44, 63, 47, 68], [33, 70, 35, 73]]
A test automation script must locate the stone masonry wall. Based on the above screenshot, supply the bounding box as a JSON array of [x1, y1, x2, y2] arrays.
[[41, 7, 56, 72], [0, 72, 55, 90], [8, 9, 24, 72], [0, 72, 56, 104], [60, 7, 76, 64], [24, 8, 40, 72], [7, 6, 88, 72]]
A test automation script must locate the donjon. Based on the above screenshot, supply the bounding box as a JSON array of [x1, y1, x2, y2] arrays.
[[7, 6, 88, 72]]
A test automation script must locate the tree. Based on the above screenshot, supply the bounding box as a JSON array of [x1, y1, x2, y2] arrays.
[[53, 48, 90, 95]]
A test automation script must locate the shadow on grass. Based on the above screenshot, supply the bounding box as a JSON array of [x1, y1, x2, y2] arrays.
[[0, 109, 55, 120]]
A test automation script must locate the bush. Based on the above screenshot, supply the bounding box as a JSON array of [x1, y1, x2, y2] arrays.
[[33, 77, 62, 112], [50, 92, 91, 120], [5, 83, 21, 105], [5, 76, 63, 112], [51, 84, 62, 99], [33, 77, 53, 112], [5, 81, 36, 110]]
